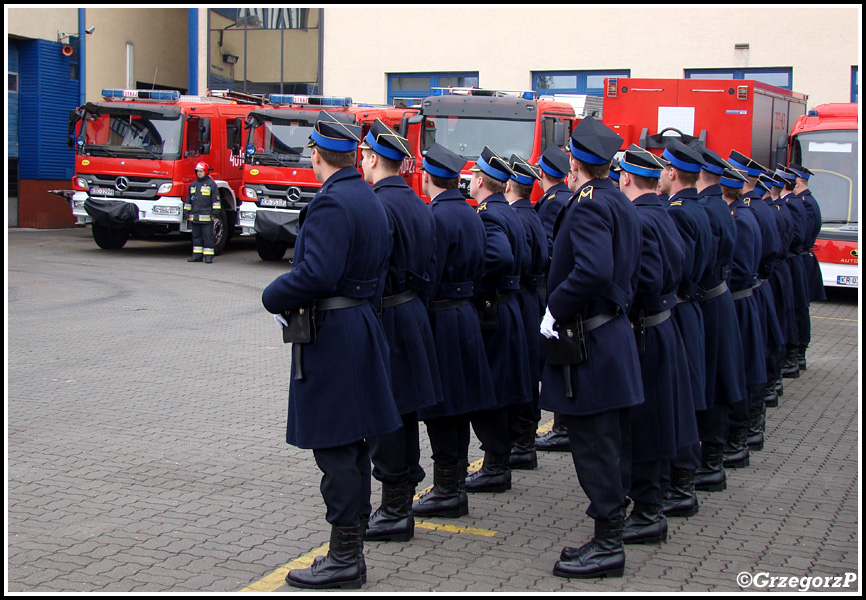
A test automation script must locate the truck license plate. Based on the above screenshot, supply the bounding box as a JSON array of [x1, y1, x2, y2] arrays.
[[260, 197, 288, 208], [836, 275, 858, 287], [90, 187, 115, 197]]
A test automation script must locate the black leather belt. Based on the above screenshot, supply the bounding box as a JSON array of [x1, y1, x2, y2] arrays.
[[676, 294, 692, 304], [429, 298, 470, 312], [730, 287, 753, 301], [381, 290, 418, 309], [582, 311, 619, 333], [496, 291, 518, 304], [698, 281, 728, 303], [642, 310, 672, 328], [316, 296, 368, 311], [632, 309, 671, 354]]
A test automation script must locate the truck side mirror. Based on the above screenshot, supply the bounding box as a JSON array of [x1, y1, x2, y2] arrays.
[[774, 134, 789, 167], [67, 109, 83, 149], [553, 122, 565, 147]]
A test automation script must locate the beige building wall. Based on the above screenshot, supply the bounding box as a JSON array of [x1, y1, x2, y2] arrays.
[[322, 5, 860, 108], [7, 7, 78, 42], [82, 8, 188, 102]]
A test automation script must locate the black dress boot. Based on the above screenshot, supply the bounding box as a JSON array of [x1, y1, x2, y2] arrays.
[[746, 402, 766, 450], [465, 452, 511, 493], [797, 346, 807, 371], [694, 443, 727, 492], [412, 464, 462, 518], [365, 482, 413, 542], [622, 502, 668, 545], [781, 345, 801, 378], [509, 423, 538, 470], [662, 468, 699, 518], [723, 427, 750, 468], [555, 519, 625, 579], [775, 376, 784, 397], [763, 382, 779, 408], [457, 460, 469, 516], [285, 525, 364, 590], [187, 253, 203, 262], [535, 414, 570, 451]]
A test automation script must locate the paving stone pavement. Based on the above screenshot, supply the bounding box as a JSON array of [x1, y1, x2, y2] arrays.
[[6, 228, 860, 593]]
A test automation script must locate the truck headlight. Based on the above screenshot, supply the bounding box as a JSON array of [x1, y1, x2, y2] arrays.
[[243, 187, 257, 200], [157, 183, 173, 194], [152, 206, 181, 216], [75, 177, 88, 188]]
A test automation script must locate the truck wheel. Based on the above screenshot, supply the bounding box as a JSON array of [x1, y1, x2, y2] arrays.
[[256, 235, 288, 261], [92, 223, 129, 249], [212, 209, 229, 255]]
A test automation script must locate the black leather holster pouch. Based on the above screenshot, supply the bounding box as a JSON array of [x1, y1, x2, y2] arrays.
[[282, 306, 316, 345], [544, 318, 587, 366]]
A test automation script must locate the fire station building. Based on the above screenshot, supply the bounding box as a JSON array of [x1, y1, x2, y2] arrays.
[[6, 6, 859, 228]]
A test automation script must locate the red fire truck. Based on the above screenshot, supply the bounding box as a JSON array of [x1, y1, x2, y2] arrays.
[[237, 94, 419, 260], [787, 103, 859, 288], [405, 88, 594, 204], [66, 89, 262, 253], [601, 77, 808, 171]]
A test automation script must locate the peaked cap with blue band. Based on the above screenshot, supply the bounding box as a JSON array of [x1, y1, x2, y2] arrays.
[[620, 144, 666, 178], [471, 146, 515, 182], [359, 119, 411, 161], [693, 144, 731, 176], [788, 163, 814, 179], [720, 167, 748, 189], [422, 143, 466, 180], [537, 144, 570, 179], [775, 164, 797, 182], [728, 150, 763, 178], [308, 110, 362, 152], [568, 116, 623, 165], [662, 139, 705, 173], [509, 154, 541, 185]]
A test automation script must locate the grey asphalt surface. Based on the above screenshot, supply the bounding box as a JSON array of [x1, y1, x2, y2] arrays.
[[6, 227, 861, 593]]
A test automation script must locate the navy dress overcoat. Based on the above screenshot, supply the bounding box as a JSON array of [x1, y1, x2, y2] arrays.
[[417, 189, 496, 420], [476, 193, 532, 408], [513, 197, 549, 385], [262, 167, 401, 449], [539, 179, 644, 417], [630, 193, 697, 458], [666, 188, 712, 412], [374, 175, 442, 415]]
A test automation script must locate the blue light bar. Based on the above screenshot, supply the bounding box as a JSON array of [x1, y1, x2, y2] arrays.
[[268, 94, 352, 107], [101, 89, 180, 101]]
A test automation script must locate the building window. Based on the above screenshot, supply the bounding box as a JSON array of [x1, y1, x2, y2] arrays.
[[387, 72, 479, 105], [9, 72, 18, 92], [852, 66, 859, 103], [685, 67, 793, 90], [532, 70, 630, 96]]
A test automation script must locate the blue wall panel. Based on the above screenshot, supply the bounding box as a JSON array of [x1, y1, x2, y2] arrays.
[[9, 40, 20, 159], [18, 39, 79, 180]]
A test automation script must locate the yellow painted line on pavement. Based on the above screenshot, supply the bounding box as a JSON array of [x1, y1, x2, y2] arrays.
[[416, 520, 497, 537], [813, 315, 858, 322], [239, 542, 329, 592]]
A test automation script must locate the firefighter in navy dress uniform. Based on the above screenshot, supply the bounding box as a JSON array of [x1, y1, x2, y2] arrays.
[[413, 143, 497, 519], [465, 147, 532, 494], [185, 162, 220, 263], [719, 167, 764, 470], [533, 144, 574, 452], [504, 154, 548, 470], [730, 152, 784, 450], [618, 145, 695, 545], [692, 145, 747, 493], [777, 165, 810, 379], [262, 111, 401, 590], [540, 118, 644, 579], [658, 140, 712, 519], [359, 120, 442, 543], [789, 163, 826, 369]]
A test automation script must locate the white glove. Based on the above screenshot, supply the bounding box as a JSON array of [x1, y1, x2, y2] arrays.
[[274, 313, 288, 329], [540, 306, 559, 339]]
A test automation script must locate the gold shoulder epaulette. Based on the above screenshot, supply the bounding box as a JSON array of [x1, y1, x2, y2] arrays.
[[669, 200, 683, 206], [579, 186, 593, 202], [476, 204, 487, 213]]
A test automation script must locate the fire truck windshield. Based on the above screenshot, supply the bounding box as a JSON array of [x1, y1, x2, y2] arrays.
[[247, 118, 315, 167], [791, 130, 859, 224], [81, 112, 183, 160], [421, 116, 535, 160]]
